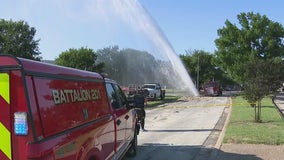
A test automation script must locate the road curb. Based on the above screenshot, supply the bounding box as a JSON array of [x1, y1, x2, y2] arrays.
[[272, 94, 284, 120], [209, 97, 232, 160], [215, 97, 232, 148], [193, 97, 232, 160]]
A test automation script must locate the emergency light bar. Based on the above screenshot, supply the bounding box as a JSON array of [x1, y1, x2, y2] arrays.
[[14, 112, 28, 135]]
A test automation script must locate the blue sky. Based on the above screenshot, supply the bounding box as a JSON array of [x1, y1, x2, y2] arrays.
[[140, 0, 284, 53], [1, 0, 284, 60]]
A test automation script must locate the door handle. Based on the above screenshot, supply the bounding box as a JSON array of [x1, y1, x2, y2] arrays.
[[116, 119, 121, 126], [125, 115, 129, 120]]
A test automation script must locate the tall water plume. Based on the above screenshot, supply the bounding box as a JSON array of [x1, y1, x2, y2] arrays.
[[93, 0, 199, 96], [5, 0, 198, 96]]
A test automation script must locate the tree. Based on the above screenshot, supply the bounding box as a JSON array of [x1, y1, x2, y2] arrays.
[[97, 46, 159, 86], [180, 50, 233, 90], [96, 46, 178, 88], [215, 12, 284, 122], [55, 47, 104, 73], [0, 19, 41, 60], [96, 46, 122, 81], [215, 12, 284, 83], [242, 58, 284, 122]]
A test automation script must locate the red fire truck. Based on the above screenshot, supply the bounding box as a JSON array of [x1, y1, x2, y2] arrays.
[[203, 81, 222, 96], [0, 54, 138, 160]]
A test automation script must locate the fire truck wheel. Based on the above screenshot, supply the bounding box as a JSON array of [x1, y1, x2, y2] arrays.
[[89, 156, 96, 160]]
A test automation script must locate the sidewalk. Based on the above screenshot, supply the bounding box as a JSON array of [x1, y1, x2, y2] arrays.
[[212, 92, 284, 160], [273, 92, 284, 118]]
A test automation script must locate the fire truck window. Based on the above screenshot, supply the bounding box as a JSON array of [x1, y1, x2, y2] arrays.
[[106, 83, 120, 109], [157, 84, 161, 89], [113, 84, 127, 108]]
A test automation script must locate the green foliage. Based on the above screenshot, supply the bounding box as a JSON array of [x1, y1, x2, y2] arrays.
[[55, 47, 104, 72], [215, 12, 284, 83], [181, 50, 215, 84], [0, 19, 41, 60], [180, 50, 235, 89], [242, 58, 284, 103], [96, 46, 179, 88], [241, 58, 284, 122], [215, 12, 284, 121]]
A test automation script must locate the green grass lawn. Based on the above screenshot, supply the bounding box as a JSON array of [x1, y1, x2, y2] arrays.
[[223, 96, 284, 145]]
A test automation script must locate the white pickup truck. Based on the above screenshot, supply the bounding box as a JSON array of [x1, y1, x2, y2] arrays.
[[142, 83, 165, 100]]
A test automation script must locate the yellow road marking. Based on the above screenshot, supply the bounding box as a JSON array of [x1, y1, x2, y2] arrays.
[[157, 103, 228, 109]]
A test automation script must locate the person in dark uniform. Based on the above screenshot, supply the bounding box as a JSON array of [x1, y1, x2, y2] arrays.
[[134, 89, 148, 131]]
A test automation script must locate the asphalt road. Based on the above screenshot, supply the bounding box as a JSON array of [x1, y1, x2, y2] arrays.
[[126, 96, 230, 160]]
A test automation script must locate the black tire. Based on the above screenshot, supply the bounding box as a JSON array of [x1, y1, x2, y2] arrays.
[[89, 157, 96, 160], [126, 128, 137, 157]]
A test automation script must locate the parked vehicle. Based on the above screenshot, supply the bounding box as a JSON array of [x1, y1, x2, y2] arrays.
[[142, 83, 165, 100], [204, 81, 222, 96], [0, 54, 138, 160]]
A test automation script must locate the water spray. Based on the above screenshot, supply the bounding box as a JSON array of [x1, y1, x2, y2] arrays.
[[113, 0, 199, 96]]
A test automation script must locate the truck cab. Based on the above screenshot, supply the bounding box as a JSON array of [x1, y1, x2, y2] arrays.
[[203, 81, 222, 96], [0, 54, 138, 160], [142, 83, 165, 100]]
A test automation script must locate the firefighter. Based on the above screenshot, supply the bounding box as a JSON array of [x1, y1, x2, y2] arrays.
[[134, 89, 148, 131]]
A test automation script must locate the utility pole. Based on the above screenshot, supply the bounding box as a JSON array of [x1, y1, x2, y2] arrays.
[[197, 55, 200, 91]]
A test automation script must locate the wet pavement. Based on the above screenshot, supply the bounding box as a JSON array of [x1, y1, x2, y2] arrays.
[[126, 92, 284, 160], [126, 96, 230, 160]]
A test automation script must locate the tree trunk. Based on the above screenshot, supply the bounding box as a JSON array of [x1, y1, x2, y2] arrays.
[[254, 104, 257, 122], [256, 100, 262, 123]]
